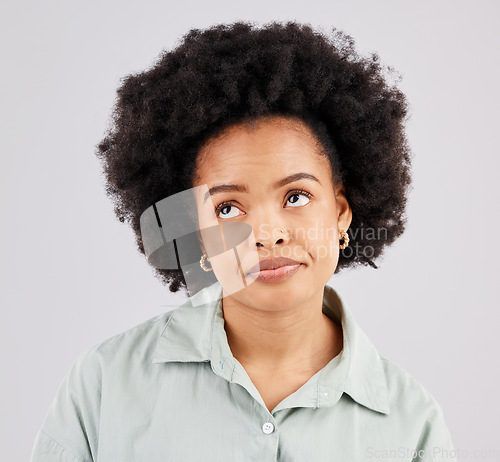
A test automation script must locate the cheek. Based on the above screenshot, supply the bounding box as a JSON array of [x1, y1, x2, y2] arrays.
[[308, 236, 339, 264], [298, 221, 339, 263], [311, 237, 340, 278]]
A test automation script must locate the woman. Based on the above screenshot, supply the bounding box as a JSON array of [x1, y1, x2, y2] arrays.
[[31, 21, 456, 461]]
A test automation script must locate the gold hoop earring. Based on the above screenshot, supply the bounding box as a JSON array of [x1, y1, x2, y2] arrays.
[[339, 229, 350, 249], [200, 252, 213, 272]]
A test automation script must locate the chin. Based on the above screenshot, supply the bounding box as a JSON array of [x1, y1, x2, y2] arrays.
[[235, 277, 314, 311]]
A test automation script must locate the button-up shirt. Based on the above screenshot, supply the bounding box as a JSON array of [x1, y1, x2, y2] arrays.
[[30, 282, 456, 461]]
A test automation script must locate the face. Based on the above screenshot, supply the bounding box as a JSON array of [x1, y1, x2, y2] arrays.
[[192, 115, 352, 312]]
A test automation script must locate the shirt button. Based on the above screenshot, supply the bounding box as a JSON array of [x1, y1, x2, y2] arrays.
[[262, 422, 274, 434]]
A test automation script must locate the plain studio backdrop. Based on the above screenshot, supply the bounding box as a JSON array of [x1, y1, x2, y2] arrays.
[[1, 1, 498, 460]]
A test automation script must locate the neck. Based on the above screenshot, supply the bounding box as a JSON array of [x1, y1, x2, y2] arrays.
[[221, 289, 343, 376]]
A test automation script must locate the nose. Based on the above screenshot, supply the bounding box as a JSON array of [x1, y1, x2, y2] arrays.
[[253, 222, 290, 250]]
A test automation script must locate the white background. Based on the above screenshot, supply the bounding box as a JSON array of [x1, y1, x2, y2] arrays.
[[1, 1, 499, 460]]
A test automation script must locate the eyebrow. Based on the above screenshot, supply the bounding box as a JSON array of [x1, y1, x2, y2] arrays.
[[203, 172, 321, 203]]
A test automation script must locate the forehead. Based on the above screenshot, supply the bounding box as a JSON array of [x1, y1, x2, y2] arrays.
[[195, 116, 331, 183]]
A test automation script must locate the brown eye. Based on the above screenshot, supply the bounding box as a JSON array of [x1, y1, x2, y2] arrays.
[[286, 191, 311, 207], [216, 202, 243, 219]]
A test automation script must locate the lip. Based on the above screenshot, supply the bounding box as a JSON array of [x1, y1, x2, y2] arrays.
[[246, 257, 303, 283], [248, 264, 303, 283]]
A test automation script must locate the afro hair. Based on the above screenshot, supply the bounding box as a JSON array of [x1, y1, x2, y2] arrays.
[[96, 20, 412, 294]]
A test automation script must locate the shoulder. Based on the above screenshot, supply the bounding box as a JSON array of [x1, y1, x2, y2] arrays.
[[52, 306, 184, 399], [34, 308, 182, 460], [34, 308, 182, 452], [379, 357, 456, 457], [73, 309, 178, 375], [92, 309, 176, 354], [380, 355, 446, 422]]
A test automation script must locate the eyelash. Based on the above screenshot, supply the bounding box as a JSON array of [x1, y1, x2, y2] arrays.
[[214, 189, 313, 216]]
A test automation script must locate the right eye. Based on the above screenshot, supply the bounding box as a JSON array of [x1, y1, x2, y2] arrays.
[[215, 202, 243, 219]]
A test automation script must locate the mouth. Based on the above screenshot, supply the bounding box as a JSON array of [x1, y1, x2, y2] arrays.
[[246, 257, 303, 283], [247, 264, 303, 282]]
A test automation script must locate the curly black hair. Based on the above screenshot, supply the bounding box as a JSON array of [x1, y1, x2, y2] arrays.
[[95, 20, 412, 294]]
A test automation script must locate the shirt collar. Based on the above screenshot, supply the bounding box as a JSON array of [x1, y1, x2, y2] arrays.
[[152, 282, 390, 415]]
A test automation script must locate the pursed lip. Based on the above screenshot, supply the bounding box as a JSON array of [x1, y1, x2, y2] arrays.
[[247, 257, 302, 275]]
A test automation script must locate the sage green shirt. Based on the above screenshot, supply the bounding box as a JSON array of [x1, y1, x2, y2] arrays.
[[30, 282, 456, 461]]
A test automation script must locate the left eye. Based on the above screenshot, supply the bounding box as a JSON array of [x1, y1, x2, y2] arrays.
[[286, 193, 311, 207]]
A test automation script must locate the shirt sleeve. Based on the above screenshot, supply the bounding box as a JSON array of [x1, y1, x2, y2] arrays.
[[30, 346, 103, 462], [414, 402, 457, 462]]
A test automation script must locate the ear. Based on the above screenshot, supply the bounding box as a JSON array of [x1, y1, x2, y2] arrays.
[[334, 183, 352, 232]]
